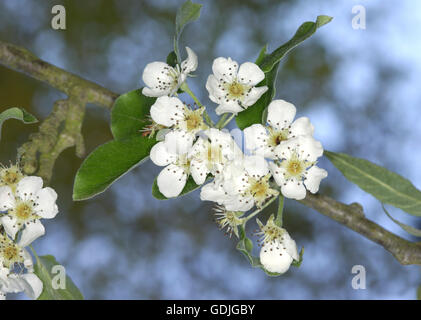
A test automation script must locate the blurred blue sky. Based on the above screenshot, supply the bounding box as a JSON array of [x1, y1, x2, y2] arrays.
[[1, 0, 420, 299]]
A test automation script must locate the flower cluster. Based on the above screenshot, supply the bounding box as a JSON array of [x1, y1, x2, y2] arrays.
[[0, 164, 59, 300], [142, 49, 327, 274]]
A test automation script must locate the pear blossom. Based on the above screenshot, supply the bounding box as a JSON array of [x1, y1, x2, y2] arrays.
[[0, 176, 58, 246], [269, 135, 327, 200], [206, 57, 268, 115], [149, 96, 208, 139], [200, 155, 278, 212], [150, 130, 194, 198], [188, 128, 242, 185], [142, 47, 198, 97], [255, 216, 299, 274], [244, 99, 314, 159]]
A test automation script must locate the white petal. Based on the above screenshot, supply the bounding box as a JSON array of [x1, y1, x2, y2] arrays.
[[241, 86, 268, 107], [142, 62, 175, 97], [244, 124, 269, 157], [243, 155, 268, 178], [297, 136, 324, 162], [0, 186, 15, 211], [269, 162, 286, 187], [18, 220, 46, 248], [20, 273, 43, 300], [304, 166, 328, 194], [281, 179, 307, 200], [150, 141, 177, 166], [150, 96, 184, 127], [237, 62, 265, 86], [260, 240, 293, 274], [205, 74, 224, 104], [212, 57, 238, 83], [224, 195, 254, 212], [180, 47, 198, 74], [215, 101, 244, 115], [290, 117, 314, 137], [0, 215, 19, 240], [281, 231, 299, 261], [157, 164, 187, 198], [33, 187, 58, 219], [164, 130, 194, 155], [0, 292, 5, 300], [200, 181, 227, 204], [16, 176, 43, 202], [190, 159, 209, 185], [267, 99, 296, 130]]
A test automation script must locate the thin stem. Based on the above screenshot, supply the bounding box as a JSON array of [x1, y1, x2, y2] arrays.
[[275, 195, 284, 227], [181, 82, 214, 127], [244, 195, 278, 222], [217, 113, 236, 129]]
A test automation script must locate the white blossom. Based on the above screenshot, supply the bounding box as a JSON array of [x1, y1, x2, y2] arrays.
[[256, 216, 299, 274], [149, 96, 207, 139], [0, 176, 58, 246], [150, 130, 194, 198], [244, 99, 314, 159], [200, 155, 278, 211], [142, 47, 198, 97], [0, 267, 43, 300], [269, 135, 327, 200], [0, 164, 24, 193], [188, 128, 242, 185], [206, 57, 268, 115]]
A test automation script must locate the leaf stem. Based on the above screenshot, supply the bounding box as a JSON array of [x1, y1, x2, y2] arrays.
[[217, 113, 236, 129], [275, 195, 284, 227], [244, 195, 278, 222]]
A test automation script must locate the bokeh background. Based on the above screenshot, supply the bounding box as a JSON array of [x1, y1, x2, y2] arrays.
[[1, 0, 420, 299]]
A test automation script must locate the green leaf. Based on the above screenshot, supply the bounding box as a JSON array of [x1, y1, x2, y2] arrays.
[[325, 151, 421, 217], [382, 204, 421, 237], [110, 89, 156, 141], [73, 136, 157, 201], [259, 15, 333, 72], [33, 254, 83, 300], [166, 51, 178, 67], [0, 107, 37, 140], [235, 16, 332, 130], [152, 174, 212, 200], [417, 285, 421, 300], [174, 0, 202, 60]]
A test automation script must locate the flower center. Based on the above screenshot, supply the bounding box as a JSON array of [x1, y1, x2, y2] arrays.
[[268, 128, 289, 147], [3, 246, 18, 261], [228, 82, 245, 97], [0, 165, 23, 189], [182, 107, 206, 133], [10, 201, 38, 226], [247, 174, 279, 208], [287, 160, 303, 176]]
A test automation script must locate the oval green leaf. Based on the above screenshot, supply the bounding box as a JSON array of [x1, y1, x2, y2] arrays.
[[110, 89, 156, 140], [326, 151, 421, 216], [73, 136, 157, 201], [33, 254, 83, 300]]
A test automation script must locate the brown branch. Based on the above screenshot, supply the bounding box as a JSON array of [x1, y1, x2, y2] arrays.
[[0, 40, 118, 109], [300, 193, 421, 265], [1, 40, 421, 266]]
